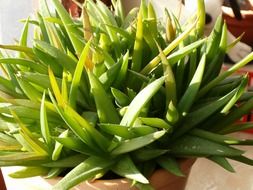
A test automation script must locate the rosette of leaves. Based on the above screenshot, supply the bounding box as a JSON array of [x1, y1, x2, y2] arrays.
[[0, 0, 253, 189]]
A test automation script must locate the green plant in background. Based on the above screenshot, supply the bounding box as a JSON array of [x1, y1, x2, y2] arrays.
[[0, 0, 253, 189]]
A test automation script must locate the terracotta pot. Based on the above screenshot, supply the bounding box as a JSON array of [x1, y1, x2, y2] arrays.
[[62, 0, 82, 17], [62, 0, 112, 18], [46, 159, 195, 190], [0, 169, 6, 190], [222, 6, 253, 47]]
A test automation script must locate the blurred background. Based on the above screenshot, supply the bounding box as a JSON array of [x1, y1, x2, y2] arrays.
[[0, 0, 38, 44]]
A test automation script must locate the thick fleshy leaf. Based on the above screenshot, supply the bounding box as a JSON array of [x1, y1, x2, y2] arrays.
[[170, 135, 244, 157], [178, 53, 206, 114], [206, 15, 223, 62], [219, 122, 253, 135], [112, 155, 149, 184], [0, 76, 22, 98], [34, 40, 76, 72], [43, 154, 88, 168], [221, 75, 248, 114], [157, 42, 176, 105], [120, 77, 165, 126], [0, 45, 35, 59], [229, 155, 253, 166], [99, 123, 134, 139], [64, 105, 110, 151], [48, 90, 96, 148], [139, 117, 172, 129], [227, 33, 244, 51], [196, 0, 205, 36], [19, 17, 30, 58], [167, 38, 206, 66], [213, 97, 253, 132], [111, 130, 165, 155], [0, 152, 47, 166], [157, 156, 185, 177], [99, 60, 122, 90], [52, 130, 68, 161], [86, 0, 120, 56], [16, 76, 42, 102], [208, 156, 235, 172], [105, 24, 134, 43], [173, 89, 236, 138], [54, 136, 99, 156], [33, 47, 62, 76], [61, 71, 69, 103], [111, 87, 130, 107], [141, 20, 197, 74], [37, 12, 50, 44], [131, 125, 157, 136], [0, 105, 60, 123], [40, 92, 52, 147], [51, 0, 84, 56], [69, 40, 91, 108], [11, 111, 48, 156], [199, 52, 253, 97], [88, 71, 120, 124], [9, 167, 49, 178], [21, 72, 61, 89], [0, 58, 47, 74], [0, 133, 20, 145], [131, 7, 143, 72], [134, 148, 168, 161], [114, 51, 129, 88], [166, 101, 179, 125], [48, 67, 65, 106], [112, 0, 125, 26], [82, 6, 93, 41], [52, 156, 115, 190], [45, 168, 63, 179], [203, 23, 227, 84], [190, 129, 239, 145]]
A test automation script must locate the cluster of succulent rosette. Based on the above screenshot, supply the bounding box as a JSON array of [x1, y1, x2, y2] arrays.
[[0, 0, 253, 189]]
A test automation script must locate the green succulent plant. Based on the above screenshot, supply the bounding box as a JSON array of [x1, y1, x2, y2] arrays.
[[1, 0, 253, 189]]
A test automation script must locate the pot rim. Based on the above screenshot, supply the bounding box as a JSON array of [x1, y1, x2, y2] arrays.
[[46, 158, 196, 190], [222, 6, 253, 17]]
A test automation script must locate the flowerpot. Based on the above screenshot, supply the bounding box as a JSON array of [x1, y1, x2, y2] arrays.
[[46, 159, 195, 190], [62, 0, 82, 18], [62, 0, 112, 17], [0, 169, 7, 190], [222, 5, 253, 47]]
